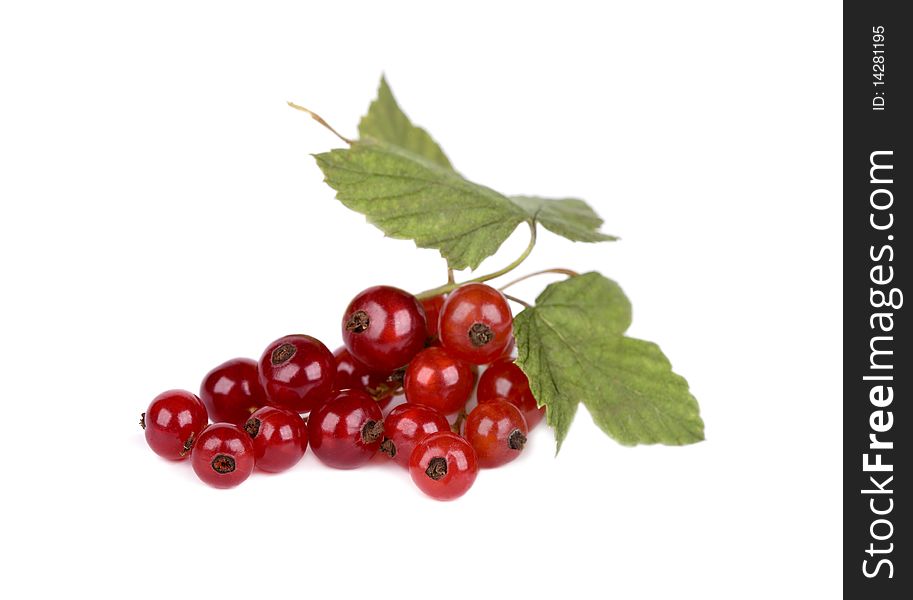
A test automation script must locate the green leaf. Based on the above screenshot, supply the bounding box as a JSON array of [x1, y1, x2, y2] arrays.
[[313, 77, 615, 269], [513, 272, 704, 450], [314, 141, 527, 271], [358, 76, 453, 170], [510, 196, 617, 242]]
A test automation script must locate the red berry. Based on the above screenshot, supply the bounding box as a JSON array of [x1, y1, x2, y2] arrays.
[[464, 400, 528, 468], [342, 285, 427, 372], [258, 334, 334, 413], [380, 403, 451, 467], [332, 347, 396, 410], [409, 432, 478, 501], [244, 406, 308, 473], [477, 358, 544, 429], [439, 283, 512, 365], [200, 358, 266, 425], [191, 423, 255, 488], [421, 294, 446, 340], [403, 347, 474, 415], [141, 389, 208, 460], [308, 390, 384, 469]]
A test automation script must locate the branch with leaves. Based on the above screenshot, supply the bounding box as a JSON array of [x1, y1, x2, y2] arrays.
[[292, 76, 704, 451]]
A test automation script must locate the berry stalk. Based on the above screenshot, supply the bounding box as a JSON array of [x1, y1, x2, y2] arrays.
[[416, 220, 537, 300]]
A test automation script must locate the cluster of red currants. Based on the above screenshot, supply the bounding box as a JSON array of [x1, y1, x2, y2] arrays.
[[140, 282, 544, 500]]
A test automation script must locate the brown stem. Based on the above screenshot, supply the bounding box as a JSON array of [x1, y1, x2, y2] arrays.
[[502, 293, 532, 309], [365, 381, 403, 403], [287, 102, 353, 145], [451, 409, 468, 435]]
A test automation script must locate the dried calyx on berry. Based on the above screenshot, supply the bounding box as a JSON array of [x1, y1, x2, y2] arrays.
[[425, 457, 447, 480]]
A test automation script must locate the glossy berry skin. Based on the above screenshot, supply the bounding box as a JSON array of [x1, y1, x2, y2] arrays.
[[191, 423, 255, 489], [141, 389, 208, 460], [308, 390, 384, 469], [477, 358, 544, 429], [200, 358, 266, 425], [464, 400, 528, 468], [409, 432, 478, 501], [403, 347, 474, 415], [342, 285, 427, 372], [421, 294, 446, 340], [244, 406, 308, 473], [439, 283, 513, 365], [380, 403, 451, 467], [332, 347, 395, 410], [258, 334, 335, 413]]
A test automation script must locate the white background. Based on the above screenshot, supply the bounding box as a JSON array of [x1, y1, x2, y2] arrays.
[[0, 1, 841, 598]]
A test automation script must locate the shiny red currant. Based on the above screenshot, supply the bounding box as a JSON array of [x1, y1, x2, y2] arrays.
[[244, 406, 308, 473], [477, 358, 544, 429], [464, 400, 528, 468], [308, 390, 384, 469], [140, 389, 208, 460], [403, 346, 474, 415], [439, 283, 512, 365], [409, 431, 478, 500], [200, 357, 266, 425], [342, 285, 427, 372], [380, 403, 451, 467], [258, 334, 334, 413], [332, 346, 396, 410], [191, 423, 255, 488]]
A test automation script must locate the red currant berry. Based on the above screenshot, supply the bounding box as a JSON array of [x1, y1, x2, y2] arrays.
[[342, 285, 427, 372], [439, 283, 512, 365], [258, 334, 334, 413], [308, 390, 384, 469], [200, 358, 266, 426], [380, 403, 451, 467], [409, 432, 478, 501], [244, 406, 308, 473], [403, 347, 474, 415], [477, 358, 544, 429], [332, 346, 395, 410], [420, 294, 446, 340], [191, 423, 255, 488], [464, 400, 528, 468], [141, 389, 208, 460]]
